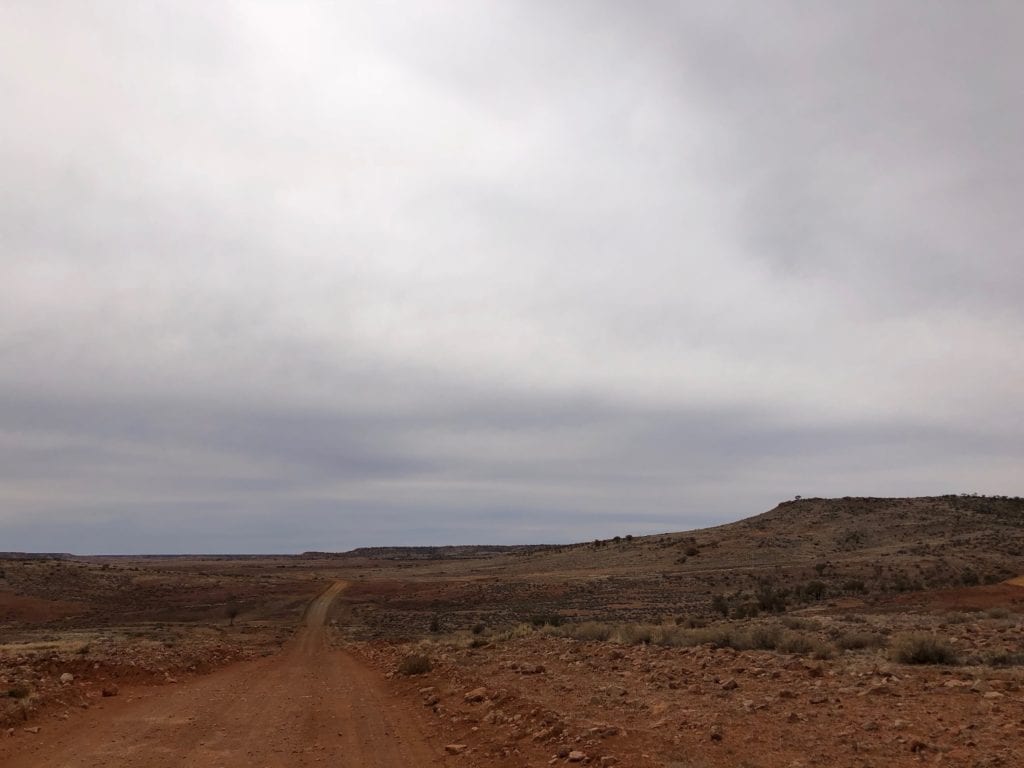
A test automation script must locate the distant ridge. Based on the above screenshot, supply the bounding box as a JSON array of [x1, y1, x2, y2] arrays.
[[0, 552, 74, 560], [303, 544, 555, 560]]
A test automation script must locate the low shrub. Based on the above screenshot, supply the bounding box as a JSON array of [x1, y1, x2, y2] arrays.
[[397, 654, 432, 676], [777, 631, 834, 659], [571, 621, 613, 641], [835, 631, 886, 651], [984, 650, 1024, 667], [745, 624, 783, 650], [890, 633, 957, 665], [615, 624, 653, 645], [780, 616, 819, 631]]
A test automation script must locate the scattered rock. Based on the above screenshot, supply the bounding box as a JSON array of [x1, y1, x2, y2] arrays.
[[464, 687, 487, 703], [445, 744, 468, 754], [59, 673, 74, 684]]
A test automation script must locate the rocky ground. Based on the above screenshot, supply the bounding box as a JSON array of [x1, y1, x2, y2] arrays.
[[353, 609, 1024, 768], [0, 555, 325, 729], [0, 623, 291, 727], [3, 498, 1023, 765]]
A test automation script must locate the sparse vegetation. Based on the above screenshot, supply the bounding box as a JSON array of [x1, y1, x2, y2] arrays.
[[890, 633, 958, 665], [397, 654, 432, 676], [983, 650, 1024, 667], [834, 630, 886, 651], [711, 594, 729, 617]]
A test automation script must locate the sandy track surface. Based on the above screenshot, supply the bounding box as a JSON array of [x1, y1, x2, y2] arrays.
[[3, 582, 444, 767]]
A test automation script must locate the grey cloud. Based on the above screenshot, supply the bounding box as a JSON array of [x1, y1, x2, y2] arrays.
[[2, 380, 1019, 552], [1, 2, 1021, 552]]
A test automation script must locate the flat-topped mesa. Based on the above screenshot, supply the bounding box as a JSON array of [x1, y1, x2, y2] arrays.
[[301, 544, 556, 560]]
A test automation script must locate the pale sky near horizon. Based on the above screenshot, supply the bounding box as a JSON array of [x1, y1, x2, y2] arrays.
[[2, 2, 1022, 553]]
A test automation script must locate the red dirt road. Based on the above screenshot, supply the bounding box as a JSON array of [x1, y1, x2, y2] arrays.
[[2, 582, 445, 767]]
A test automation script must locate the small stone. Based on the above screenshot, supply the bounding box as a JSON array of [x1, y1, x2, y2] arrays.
[[721, 678, 738, 691], [568, 750, 587, 762], [710, 724, 723, 741], [101, 684, 119, 697], [464, 687, 487, 703], [445, 743, 468, 754], [59, 673, 74, 684]]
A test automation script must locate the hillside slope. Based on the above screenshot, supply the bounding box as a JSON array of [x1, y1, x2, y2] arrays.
[[474, 495, 1024, 600]]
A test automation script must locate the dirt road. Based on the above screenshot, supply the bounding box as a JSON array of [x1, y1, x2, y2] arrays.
[[2, 582, 445, 767]]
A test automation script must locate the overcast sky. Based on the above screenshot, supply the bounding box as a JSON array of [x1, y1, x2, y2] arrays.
[[2, 2, 1021, 554]]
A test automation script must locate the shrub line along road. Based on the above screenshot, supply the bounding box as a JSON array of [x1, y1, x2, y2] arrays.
[[1, 581, 445, 767]]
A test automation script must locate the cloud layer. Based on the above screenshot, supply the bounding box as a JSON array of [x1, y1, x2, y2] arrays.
[[2, 2, 1021, 552]]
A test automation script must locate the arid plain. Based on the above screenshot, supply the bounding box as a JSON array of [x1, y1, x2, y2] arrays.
[[3, 495, 1023, 767]]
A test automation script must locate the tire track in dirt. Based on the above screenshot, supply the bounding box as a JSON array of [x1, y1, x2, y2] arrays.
[[1, 582, 445, 767]]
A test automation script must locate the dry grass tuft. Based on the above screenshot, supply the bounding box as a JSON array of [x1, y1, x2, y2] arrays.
[[397, 654, 432, 676]]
